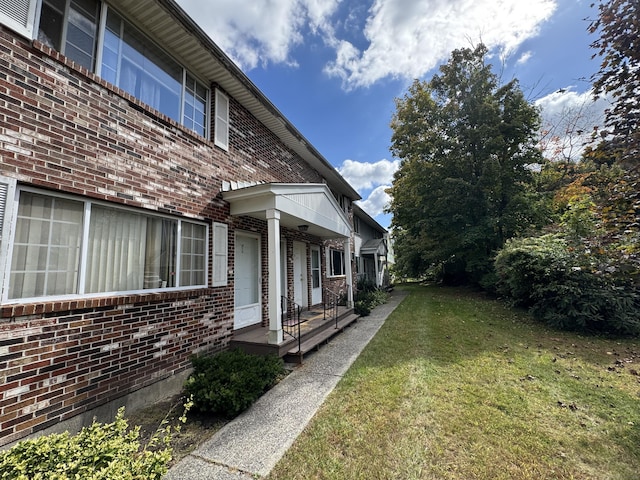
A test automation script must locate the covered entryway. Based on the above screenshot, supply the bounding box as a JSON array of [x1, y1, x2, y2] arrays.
[[359, 238, 388, 288], [223, 183, 354, 345], [234, 232, 261, 329]]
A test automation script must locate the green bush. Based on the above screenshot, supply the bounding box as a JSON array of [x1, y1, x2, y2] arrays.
[[0, 408, 172, 480], [353, 287, 388, 317], [356, 278, 377, 293], [529, 268, 640, 334], [184, 349, 284, 417], [354, 300, 371, 317], [494, 234, 570, 308], [495, 234, 640, 335]]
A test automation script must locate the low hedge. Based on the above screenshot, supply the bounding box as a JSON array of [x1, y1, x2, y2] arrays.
[[0, 408, 173, 480], [184, 349, 284, 417]]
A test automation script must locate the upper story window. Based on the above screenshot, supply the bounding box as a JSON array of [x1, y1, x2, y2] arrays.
[[34, 1, 209, 137], [39, 0, 100, 70]]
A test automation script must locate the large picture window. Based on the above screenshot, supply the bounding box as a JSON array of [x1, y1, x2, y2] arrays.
[[36, 1, 209, 137], [6, 190, 207, 301]]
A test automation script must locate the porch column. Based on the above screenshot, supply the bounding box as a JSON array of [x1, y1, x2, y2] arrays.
[[343, 238, 354, 308], [374, 250, 381, 288], [266, 209, 283, 344]]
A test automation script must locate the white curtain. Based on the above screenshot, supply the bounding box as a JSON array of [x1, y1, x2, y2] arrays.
[[144, 218, 176, 288], [9, 194, 82, 299], [85, 206, 146, 293]]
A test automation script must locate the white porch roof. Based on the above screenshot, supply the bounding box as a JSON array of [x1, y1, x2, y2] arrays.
[[222, 183, 352, 238], [360, 238, 387, 256]]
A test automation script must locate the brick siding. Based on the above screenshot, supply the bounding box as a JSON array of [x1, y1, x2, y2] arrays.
[[0, 24, 345, 446]]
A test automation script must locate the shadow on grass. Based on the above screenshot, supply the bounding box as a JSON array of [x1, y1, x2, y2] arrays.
[[350, 283, 640, 475]]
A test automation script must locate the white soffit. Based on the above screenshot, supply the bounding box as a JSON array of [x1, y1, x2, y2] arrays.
[[114, 0, 360, 201], [223, 183, 351, 238]]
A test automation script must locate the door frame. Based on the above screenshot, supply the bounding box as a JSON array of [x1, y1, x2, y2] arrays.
[[233, 231, 261, 330], [311, 245, 322, 305], [293, 241, 308, 308]]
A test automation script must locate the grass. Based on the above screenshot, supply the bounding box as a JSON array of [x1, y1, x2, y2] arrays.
[[267, 284, 640, 479]]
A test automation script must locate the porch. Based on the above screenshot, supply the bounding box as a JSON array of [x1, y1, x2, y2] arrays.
[[230, 304, 359, 363]]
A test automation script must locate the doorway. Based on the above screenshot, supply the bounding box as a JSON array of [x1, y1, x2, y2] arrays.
[[292, 241, 308, 308], [234, 232, 261, 329]]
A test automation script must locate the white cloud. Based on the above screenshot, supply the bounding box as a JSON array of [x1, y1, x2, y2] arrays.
[[176, 0, 341, 69], [338, 158, 398, 221], [325, 0, 558, 88], [358, 185, 391, 218], [535, 87, 610, 161], [178, 0, 557, 89], [337, 158, 399, 190], [517, 51, 533, 65]]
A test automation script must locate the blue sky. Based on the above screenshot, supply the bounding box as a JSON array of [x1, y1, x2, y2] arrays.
[[176, 0, 608, 229]]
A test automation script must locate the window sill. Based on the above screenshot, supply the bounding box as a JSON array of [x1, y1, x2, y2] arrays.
[[0, 288, 213, 319]]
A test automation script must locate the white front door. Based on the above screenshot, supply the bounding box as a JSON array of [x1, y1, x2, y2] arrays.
[[234, 232, 261, 329], [311, 246, 322, 305], [293, 241, 308, 308]]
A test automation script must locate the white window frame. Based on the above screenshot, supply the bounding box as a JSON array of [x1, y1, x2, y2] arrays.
[[212, 222, 228, 287], [327, 247, 345, 278], [0, 186, 209, 303], [27, 1, 211, 137], [0, 0, 38, 38], [214, 88, 229, 151]]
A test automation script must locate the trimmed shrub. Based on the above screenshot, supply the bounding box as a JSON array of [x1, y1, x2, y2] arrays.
[[184, 349, 284, 417], [0, 408, 172, 479]]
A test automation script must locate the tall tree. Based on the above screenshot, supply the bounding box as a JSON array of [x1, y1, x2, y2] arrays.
[[589, 0, 640, 166], [388, 45, 542, 284]]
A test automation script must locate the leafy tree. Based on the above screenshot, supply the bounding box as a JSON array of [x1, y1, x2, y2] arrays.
[[589, 0, 640, 166], [388, 45, 543, 284]]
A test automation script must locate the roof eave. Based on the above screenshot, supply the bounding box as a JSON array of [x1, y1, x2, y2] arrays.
[[110, 0, 360, 201]]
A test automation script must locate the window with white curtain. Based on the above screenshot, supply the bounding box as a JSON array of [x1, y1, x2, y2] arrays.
[[33, 1, 209, 138], [10, 192, 84, 298], [6, 190, 207, 301]]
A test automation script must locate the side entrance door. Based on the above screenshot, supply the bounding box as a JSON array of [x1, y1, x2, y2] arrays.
[[234, 232, 261, 329], [293, 241, 308, 308]]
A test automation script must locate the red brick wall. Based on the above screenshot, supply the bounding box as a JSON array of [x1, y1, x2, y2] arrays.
[[0, 24, 337, 446], [0, 290, 231, 446]]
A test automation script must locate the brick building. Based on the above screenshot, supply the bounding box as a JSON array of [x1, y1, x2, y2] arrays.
[[0, 0, 360, 446]]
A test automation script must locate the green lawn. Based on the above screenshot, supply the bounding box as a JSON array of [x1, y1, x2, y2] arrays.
[[268, 284, 640, 480]]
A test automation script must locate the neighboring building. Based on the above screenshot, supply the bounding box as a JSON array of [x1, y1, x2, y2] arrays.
[[353, 204, 392, 289], [0, 0, 361, 447]]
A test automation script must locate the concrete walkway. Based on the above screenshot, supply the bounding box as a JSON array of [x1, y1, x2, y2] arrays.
[[164, 289, 408, 479]]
